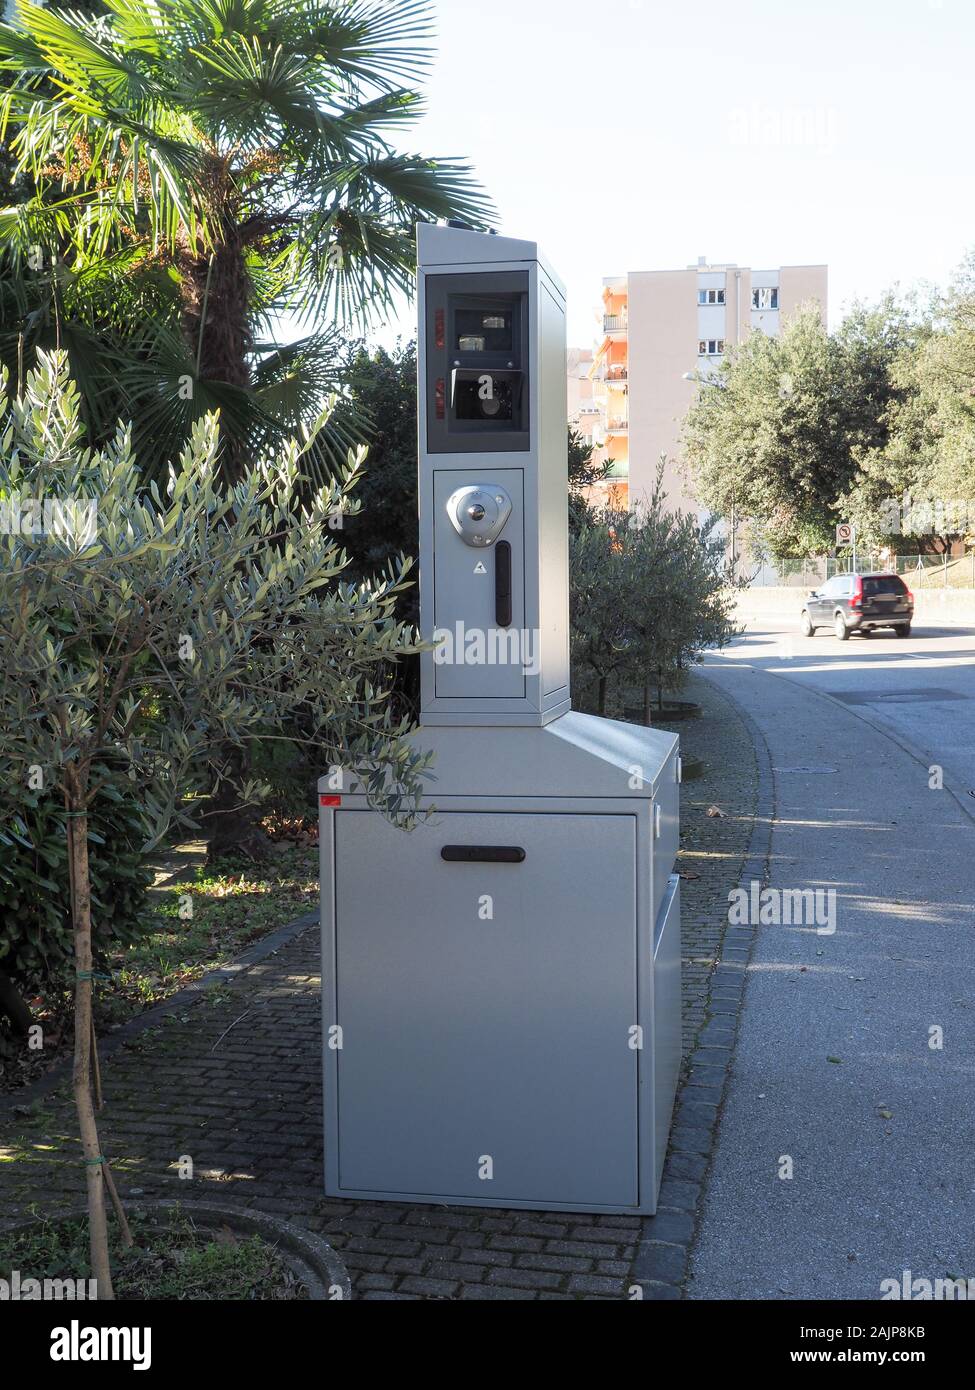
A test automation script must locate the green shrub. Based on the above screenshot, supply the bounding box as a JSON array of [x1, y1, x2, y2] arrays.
[[569, 518, 632, 716], [570, 465, 738, 720], [0, 783, 152, 995]]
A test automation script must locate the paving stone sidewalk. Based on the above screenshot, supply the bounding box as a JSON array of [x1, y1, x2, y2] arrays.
[[0, 674, 762, 1300]]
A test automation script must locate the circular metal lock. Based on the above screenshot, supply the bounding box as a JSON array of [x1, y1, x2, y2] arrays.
[[446, 485, 513, 548]]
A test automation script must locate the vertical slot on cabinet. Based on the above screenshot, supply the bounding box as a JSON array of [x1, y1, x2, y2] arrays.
[[495, 541, 512, 628]]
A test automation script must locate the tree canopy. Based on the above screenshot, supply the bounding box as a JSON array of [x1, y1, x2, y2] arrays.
[[0, 0, 492, 482], [682, 300, 924, 557]]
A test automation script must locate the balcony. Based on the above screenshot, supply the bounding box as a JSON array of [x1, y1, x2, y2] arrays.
[[606, 419, 629, 434], [592, 366, 628, 385], [603, 314, 628, 333], [604, 459, 629, 480]]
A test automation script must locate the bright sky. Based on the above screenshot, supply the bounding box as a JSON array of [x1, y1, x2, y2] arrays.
[[381, 0, 975, 348]]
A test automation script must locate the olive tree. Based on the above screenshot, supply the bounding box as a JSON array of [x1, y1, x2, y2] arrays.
[[621, 473, 739, 719], [0, 351, 429, 1297], [569, 516, 631, 716], [570, 466, 738, 722]]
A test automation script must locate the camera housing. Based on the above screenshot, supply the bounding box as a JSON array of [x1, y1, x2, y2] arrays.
[[416, 224, 570, 725], [425, 273, 530, 453], [320, 224, 682, 1222]]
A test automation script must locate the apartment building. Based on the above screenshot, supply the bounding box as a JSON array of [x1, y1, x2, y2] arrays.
[[567, 346, 599, 441], [587, 259, 828, 511]]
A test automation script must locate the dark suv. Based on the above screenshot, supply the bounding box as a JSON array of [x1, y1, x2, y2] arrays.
[[801, 573, 914, 641]]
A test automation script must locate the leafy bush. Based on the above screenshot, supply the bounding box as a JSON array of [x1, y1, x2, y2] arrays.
[[570, 466, 738, 720], [342, 341, 421, 590], [0, 783, 152, 996], [339, 341, 422, 715], [569, 519, 632, 716], [0, 349, 431, 1294]]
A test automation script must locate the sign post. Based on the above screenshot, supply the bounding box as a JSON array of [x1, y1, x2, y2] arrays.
[[837, 522, 857, 574]]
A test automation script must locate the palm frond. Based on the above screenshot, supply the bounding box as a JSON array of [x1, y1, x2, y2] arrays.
[[0, 0, 491, 484], [15, 5, 157, 106], [251, 330, 367, 481], [286, 152, 494, 328], [283, 0, 436, 92], [183, 34, 349, 146]]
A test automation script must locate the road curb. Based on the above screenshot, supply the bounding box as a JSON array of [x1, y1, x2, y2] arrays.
[[632, 673, 776, 1299]]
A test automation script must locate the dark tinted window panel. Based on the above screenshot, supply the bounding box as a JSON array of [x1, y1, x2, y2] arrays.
[[425, 271, 530, 454], [455, 308, 513, 354], [863, 577, 907, 597], [453, 370, 520, 422]]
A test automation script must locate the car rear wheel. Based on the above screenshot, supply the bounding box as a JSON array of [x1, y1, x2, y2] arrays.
[[895, 624, 912, 638], [801, 611, 815, 636], [834, 612, 850, 642]]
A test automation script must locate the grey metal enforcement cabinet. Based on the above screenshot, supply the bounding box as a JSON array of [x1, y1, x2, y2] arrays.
[[321, 720, 680, 1214], [320, 224, 682, 1215]]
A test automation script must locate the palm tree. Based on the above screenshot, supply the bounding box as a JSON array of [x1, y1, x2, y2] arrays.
[[0, 0, 493, 481]]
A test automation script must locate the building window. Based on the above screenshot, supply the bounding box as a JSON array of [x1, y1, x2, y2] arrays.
[[752, 287, 779, 310], [698, 288, 726, 305], [698, 339, 725, 357]]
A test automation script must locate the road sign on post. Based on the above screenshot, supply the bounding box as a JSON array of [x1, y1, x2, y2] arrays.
[[837, 523, 857, 572]]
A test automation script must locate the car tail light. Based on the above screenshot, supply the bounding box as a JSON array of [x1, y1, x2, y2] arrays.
[[851, 576, 863, 610], [906, 587, 914, 605]]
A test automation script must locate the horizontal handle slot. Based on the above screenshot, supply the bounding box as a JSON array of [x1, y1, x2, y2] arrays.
[[441, 846, 526, 864]]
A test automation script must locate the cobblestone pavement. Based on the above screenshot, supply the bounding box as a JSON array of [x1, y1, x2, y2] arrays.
[[0, 674, 760, 1300]]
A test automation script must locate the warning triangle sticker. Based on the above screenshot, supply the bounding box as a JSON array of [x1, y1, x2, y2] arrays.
[[474, 562, 487, 575]]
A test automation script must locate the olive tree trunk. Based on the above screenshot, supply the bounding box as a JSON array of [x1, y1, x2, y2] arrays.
[[65, 776, 114, 1300]]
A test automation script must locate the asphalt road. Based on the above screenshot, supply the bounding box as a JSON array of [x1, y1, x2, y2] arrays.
[[722, 618, 975, 804], [688, 616, 975, 1300]]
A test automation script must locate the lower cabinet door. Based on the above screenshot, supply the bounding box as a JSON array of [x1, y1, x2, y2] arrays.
[[333, 811, 639, 1207]]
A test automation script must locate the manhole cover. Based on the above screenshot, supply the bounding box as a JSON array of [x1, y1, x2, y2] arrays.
[[833, 689, 969, 706]]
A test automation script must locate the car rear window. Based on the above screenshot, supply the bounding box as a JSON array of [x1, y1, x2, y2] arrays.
[[863, 576, 907, 597]]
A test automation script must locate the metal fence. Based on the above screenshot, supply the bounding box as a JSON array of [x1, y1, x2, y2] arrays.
[[750, 553, 975, 589]]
